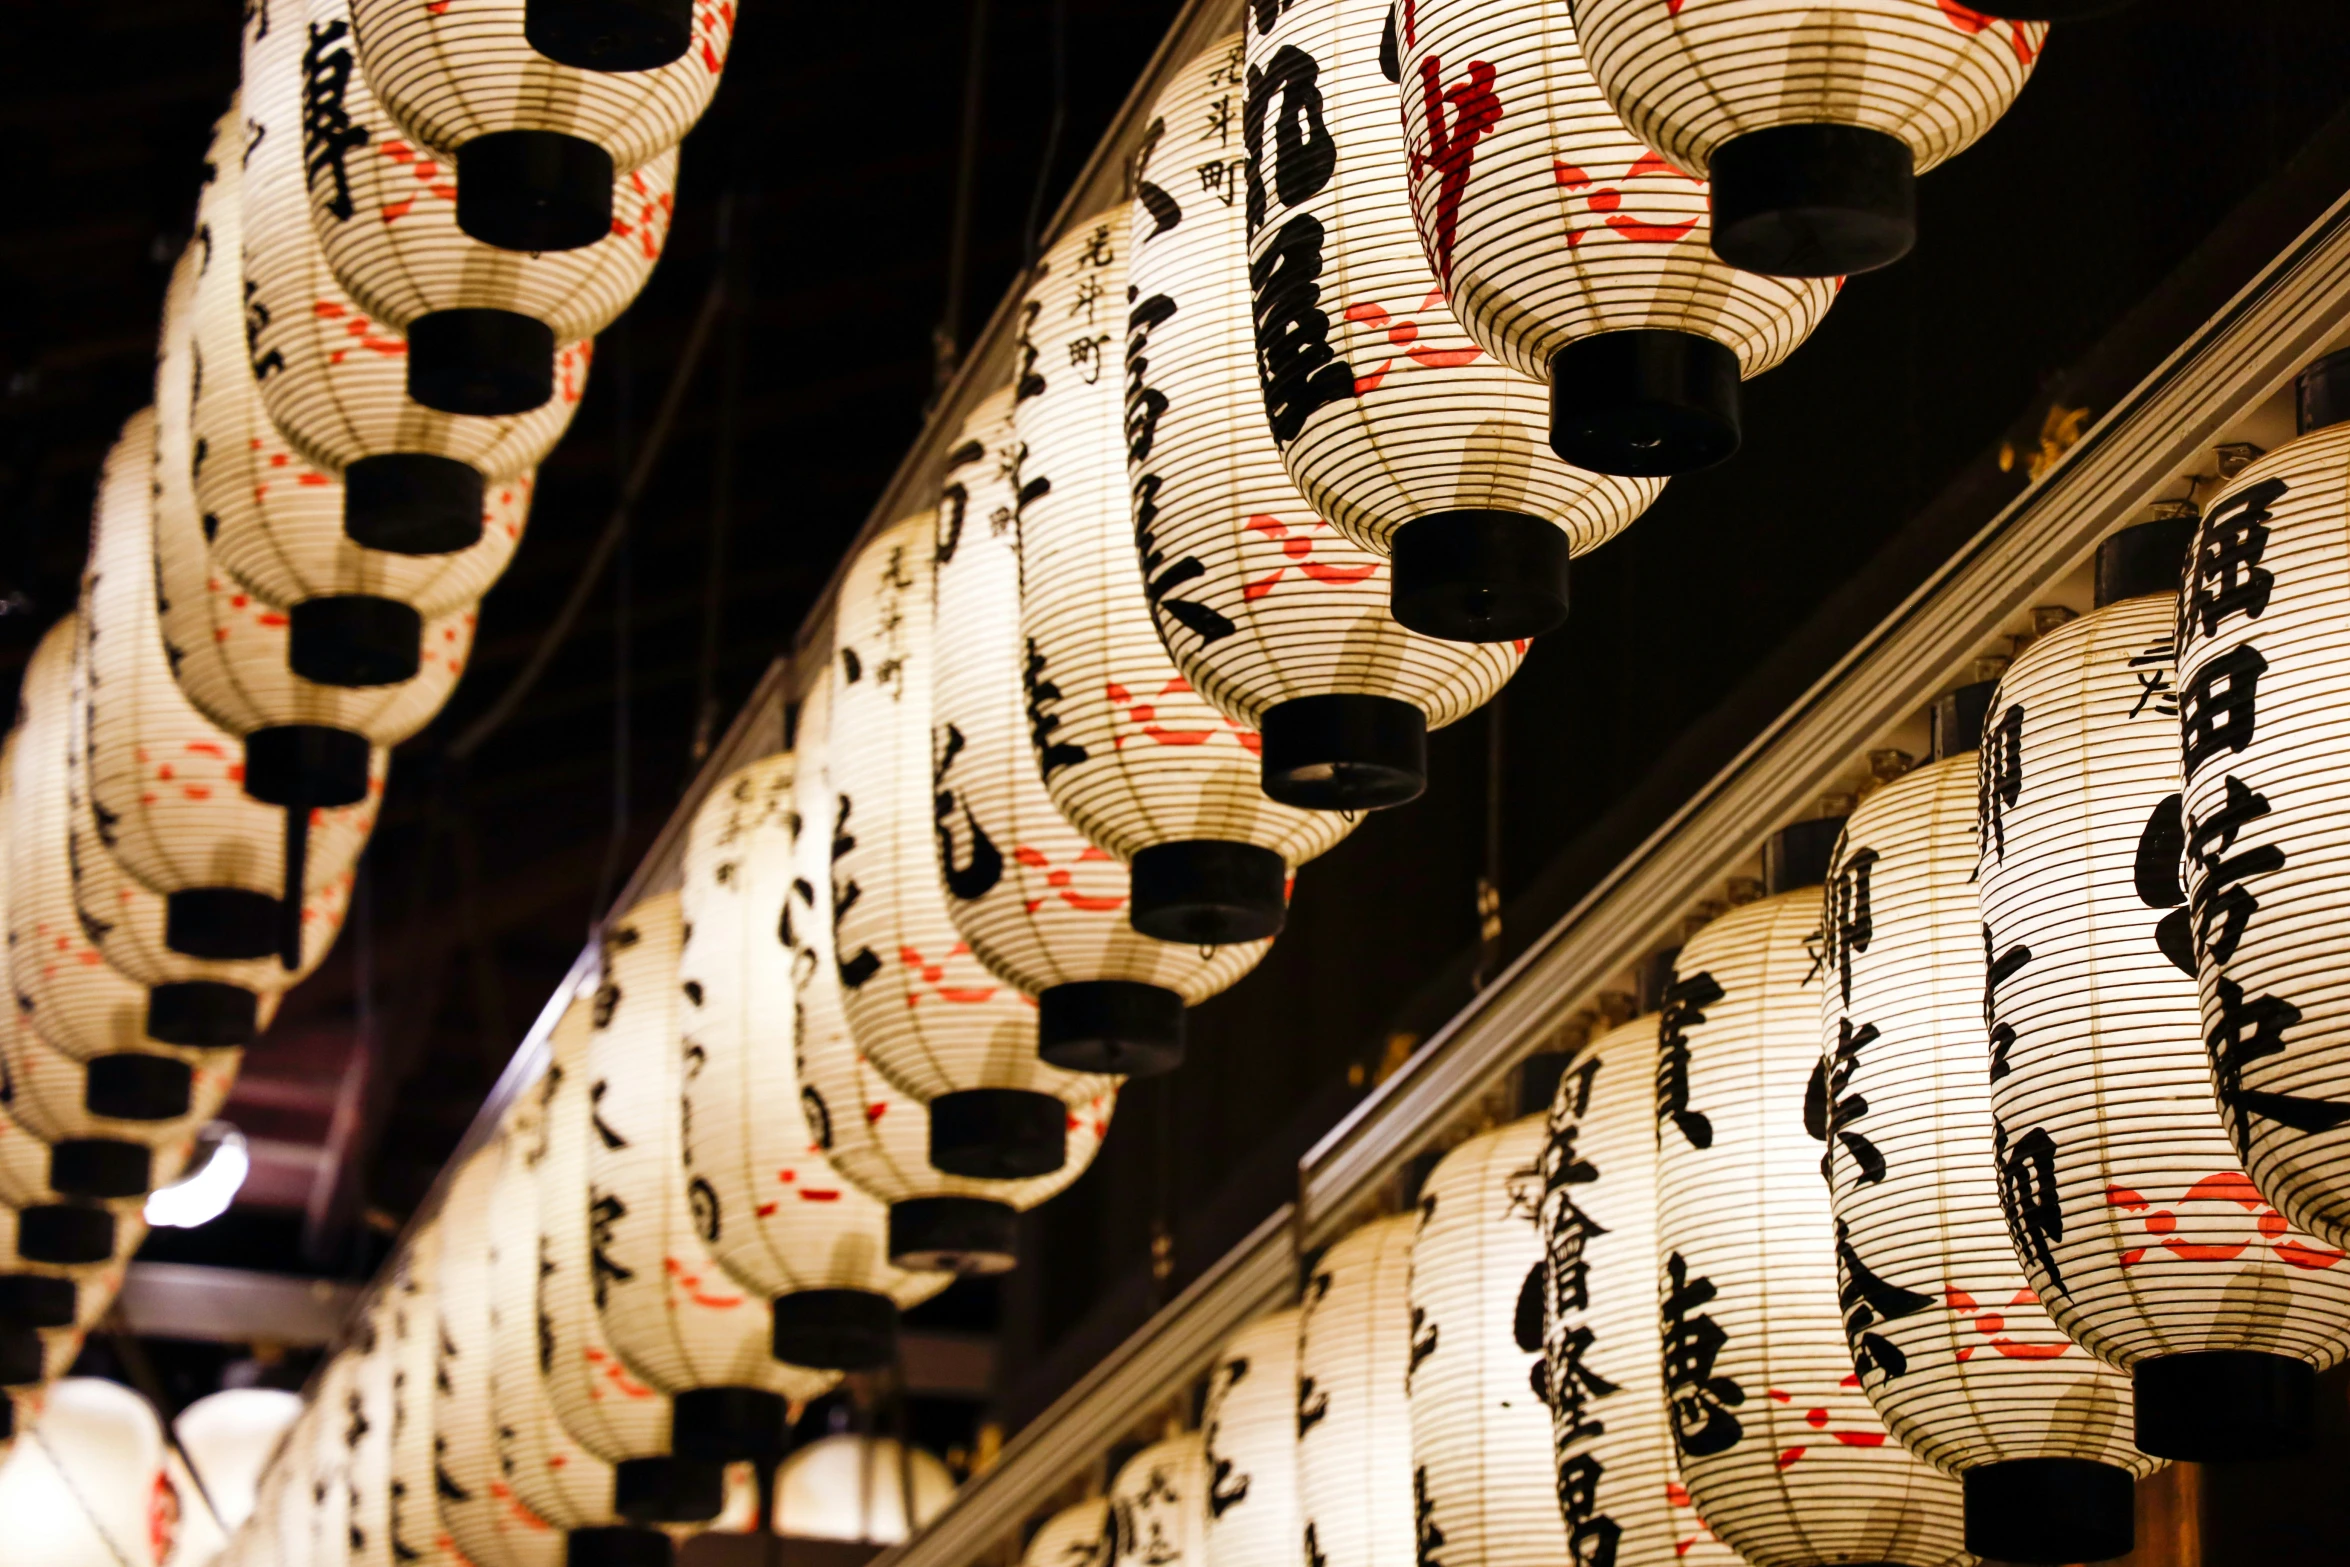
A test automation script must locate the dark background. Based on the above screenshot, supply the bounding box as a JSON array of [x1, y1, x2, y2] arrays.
[[10, 0, 2350, 1493]]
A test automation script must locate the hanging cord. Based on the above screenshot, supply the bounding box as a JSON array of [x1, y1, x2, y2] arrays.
[[933, 0, 992, 393], [590, 318, 639, 925], [100, 1308, 227, 1538], [692, 193, 752, 763], [1021, 0, 1070, 268]]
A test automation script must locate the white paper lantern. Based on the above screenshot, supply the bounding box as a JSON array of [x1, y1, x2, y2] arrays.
[[0, 1016, 216, 1208], [348, 1272, 404, 1567], [1294, 1213, 1414, 1567], [382, 1219, 469, 1567], [347, 0, 733, 252], [1655, 883, 1968, 1567], [1108, 1434, 1209, 1567], [0, 1378, 172, 1567], [1126, 36, 1523, 812], [1025, 1497, 1111, 1567], [1827, 747, 2156, 1562], [1242, 0, 1660, 639], [242, 7, 589, 526], [934, 395, 1270, 1076], [1014, 207, 1354, 944], [1393, 1, 1836, 476], [676, 753, 951, 1372], [1199, 1307, 1299, 1567], [1569, 0, 2043, 276], [1977, 520, 2350, 1466], [771, 1436, 955, 1544], [174, 1390, 303, 1540], [828, 511, 1120, 1177], [788, 667, 1113, 1273], [584, 891, 838, 1462]]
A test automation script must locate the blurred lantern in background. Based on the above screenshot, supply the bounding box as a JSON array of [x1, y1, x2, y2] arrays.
[[1199, 1307, 1300, 1567], [771, 1435, 955, 1544], [1108, 1434, 1209, 1567], [385, 1219, 459, 1567], [172, 1389, 303, 1539], [1023, 1498, 1110, 1567], [0, 1379, 174, 1567], [1294, 1215, 1415, 1567]]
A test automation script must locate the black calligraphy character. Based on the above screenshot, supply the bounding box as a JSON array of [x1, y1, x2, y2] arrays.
[[1129, 117, 1183, 240], [1407, 1303, 1439, 1387], [932, 724, 1005, 902], [1538, 1321, 1618, 1450], [1413, 1467, 1446, 1567], [1022, 638, 1090, 780], [2133, 793, 2197, 977], [1012, 301, 1046, 404], [1206, 1353, 1251, 1517], [689, 1176, 721, 1244], [1805, 1017, 1887, 1182], [1660, 1253, 1743, 1458], [2185, 774, 2284, 966], [588, 1190, 632, 1309], [2208, 978, 2347, 1145], [1553, 1451, 1621, 1567], [1994, 1120, 2066, 1293], [2127, 636, 2179, 719], [1980, 926, 2031, 1084], [588, 1080, 627, 1151], [2186, 477, 2284, 641], [831, 794, 882, 991], [1835, 1219, 1934, 1385], [1654, 971, 1723, 1150], [1977, 703, 2023, 862], [301, 20, 370, 221], [2180, 643, 2267, 775], [244, 278, 285, 381], [1242, 44, 1336, 233], [1406, 57, 1502, 289], [936, 440, 983, 564], [1824, 847, 1878, 1006]]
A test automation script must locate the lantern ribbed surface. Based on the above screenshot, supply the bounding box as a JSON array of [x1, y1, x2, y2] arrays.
[[827, 512, 1116, 1109], [535, 987, 677, 1465], [243, 7, 590, 482], [787, 671, 1112, 1233], [2174, 424, 2350, 1250], [1570, 0, 2041, 182], [308, 1351, 359, 1567], [1655, 888, 1967, 1567], [0, 1015, 219, 1182], [1406, 1116, 1566, 1567], [1295, 1213, 1415, 1567], [1014, 210, 1352, 873], [586, 891, 842, 1401], [0, 1194, 143, 1351], [934, 396, 1270, 1001], [676, 754, 951, 1316], [309, 0, 677, 341], [1536, 1015, 1698, 1566], [1243, 0, 1661, 556], [1109, 1434, 1210, 1567], [1024, 1497, 1111, 1567], [387, 1219, 464, 1567], [349, 1284, 402, 1567], [1394, 1, 1835, 380], [349, 0, 735, 176], [1827, 757, 2153, 1480], [487, 1071, 620, 1535], [1125, 35, 1521, 731], [1978, 591, 2350, 1372], [1199, 1307, 1300, 1567]]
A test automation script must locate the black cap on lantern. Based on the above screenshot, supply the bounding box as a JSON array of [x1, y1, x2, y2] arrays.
[[1260, 694, 1428, 813], [887, 1197, 1018, 1274], [770, 1288, 901, 1373], [2135, 1350, 2316, 1462], [928, 1089, 1066, 1181], [0, 1275, 77, 1330], [1549, 330, 1743, 477], [611, 1455, 728, 1526], [243, 725, 374, 973], [84, 1053, 195, 1121], [161, 889, 280, 962], [15, 1203, 116, 1266], [2096, 510, 2199, 608], [1930, 680, 2000, 762], [1129, 840, 1287, 946], [1708, 124, 1918, 279], [2296, 347, 2350, 435], [1037, 980, 1186, 1077], [144, 981, 261, 1049], [47, 1140, 155, 1202], [457, 131, 618, 254], [565, 1525, 676, 1567], [1389, 510, 1572, 643], [667, 1387, 790, 1466], [0, 1324, 45, 1386], [287, 597, 425, 689], [525, 0, 695, 72], [1964, 1458, 2136, 1565], [344, 454, 488, 556], [407, 310, 558, 417], [1765, 817, 1847, 894]]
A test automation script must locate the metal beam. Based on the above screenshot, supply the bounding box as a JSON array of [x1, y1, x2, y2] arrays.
[[117, 1264, 359, 1346]]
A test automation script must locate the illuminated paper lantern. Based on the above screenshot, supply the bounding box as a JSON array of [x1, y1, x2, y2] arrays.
[[0, 1182, 143, 1392], [303, 0, 673, 414], [0, 1018, 219, 1212], [827, 511, 1119, 1178], [349, 1275, 405, 1567], [1654, 838, 1968, 1567], [934, 395, 1269, 1075], [1827, 717, 2158, 1562], [1295, 1214, 1414, 1567], [1015, 208, 1353, 943], [380, 1219, 466, 1567], [175, 1389, 303, 1539], [1024, 1498, 1111, 1567], [243, 11, 588, 584], [771, 1436, 955, 1543], [677, 753, 951, 1371], [1200, 1307, 1300, 1567], [1980, 515, 2350, 1464], [585, 891, 839, 1462], [1393, 2, 1836, 476], [1126, 35, 1522, 812], [1242, 0, 1660, 639], [1108, 1434, 1209, 1567], [0, 1379, 171, 1567], [304, 1351, 362, 1567], [1570, 0, 2044, 276], [787, 667, 1112, 1271], [348, 0, 735, 250]]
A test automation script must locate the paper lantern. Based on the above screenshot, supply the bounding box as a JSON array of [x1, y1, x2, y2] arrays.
[[1568, 0, 2043, 277], [1241, 0, 1660, 638], [0, 1182, 141, 1394], [1108, 1434, 1209, 1567], [1392, 3, 1836, 476], [533, 985, 730, 1537], [2172, 353, 2350, 1263], [348, 0, 734, 250], [1653, 849, 1968, 1567], [787, 666, 1112, 1272], [771, 1436, 955, 1544], [0, 1016, 219, 1213], [676, 753, 951, 1372], [383, 1219, 468, 1567], [174, 1390, 303, 1539], [1014, 207, 1354, 944], [1826, 722, 2158, 1562], [828, 510, 1120, 1178], [349, 1273, 403, 1567], [243, 10, 589, 578], [1199, 1307, 1300, 1567], [1024, 1498, 1111, 1567], [585, 891, 839, 1463], [1978, 515, 2350, 1465], [1294, 1213, 1414, 1567], [0, 1379, 172, 1567], [302, 0, 673, 415], [302, 1351, 361, 1567], [934, 395, 1269, 1075]]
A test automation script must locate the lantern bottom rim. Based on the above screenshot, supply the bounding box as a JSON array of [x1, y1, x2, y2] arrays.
[[143, 981, 259, 1050], [242, 726, 373, 809], [409, 308, 559, 417], [1038, 981, 1185, 1077], [1708, 122, 1915, 278], [771, 1287, 900, 1372], [15, 1203, 116, 1267], [0, 1322, 43, 1387], [345, 453, 487, 556], [1260, 694, 1427, 812], [84, 1052, 196, 1122], [1549, 329, 1740, 477], [567, 1525, 674, 1567], [526, 0, 696, 72], [163, 887, 282, 962], [670, 1386, 790, 1464], [2135, 1349, 2315, 1460], [888, 1197, 1018, 1275], [0, 1274, 77, 1330], [612, 1456, 727, 1525], [48, 1140, 153, 1202], [1129, 841, 1286, 945], [1390, 510, 1569, 642], [287, 595, 424, 688], [929, 1089, 1067, 1180], [458, 130, 618, 254], [1962, 1456, 2135, 1564]]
